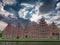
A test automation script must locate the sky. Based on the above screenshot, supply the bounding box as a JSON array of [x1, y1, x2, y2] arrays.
[[0, 0, 60, 31]]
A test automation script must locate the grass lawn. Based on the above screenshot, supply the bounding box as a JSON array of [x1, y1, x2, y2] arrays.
[[0, 38, 60, 42]]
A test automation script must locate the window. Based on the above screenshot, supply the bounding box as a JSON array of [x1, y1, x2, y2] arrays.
[[53, 27, 55, 29], [52, 33, 55, 35], [25, 35, 28, 38], [52, 33, 59, 36], [17, 36, 19, 39], [17, 30, 20, 32], [40, 33, 48, 35], [40, 29, 48, 32], [56, 33, 59, 35]]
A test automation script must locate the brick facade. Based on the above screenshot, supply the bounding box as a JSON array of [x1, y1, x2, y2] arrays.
[[2, 18, 60, 39]]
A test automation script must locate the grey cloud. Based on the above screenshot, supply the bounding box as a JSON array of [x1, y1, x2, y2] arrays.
[[39, 0, 56, 14], [2, 0, 17, 5]]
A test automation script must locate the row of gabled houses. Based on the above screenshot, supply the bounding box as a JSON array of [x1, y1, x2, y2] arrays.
[[2, 18, 60, 39]]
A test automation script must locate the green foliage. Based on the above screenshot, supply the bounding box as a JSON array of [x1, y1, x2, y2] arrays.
[[0, 31, 2, 37]]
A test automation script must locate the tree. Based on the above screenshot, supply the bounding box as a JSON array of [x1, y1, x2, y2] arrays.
[[0, 30, 2, 37]]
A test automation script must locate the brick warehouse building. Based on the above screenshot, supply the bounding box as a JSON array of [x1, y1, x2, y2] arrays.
[[2, 18, 60, 39]]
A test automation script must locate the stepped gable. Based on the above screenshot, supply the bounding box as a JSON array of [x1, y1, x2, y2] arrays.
[[16, 23, 24, 38], [24, 23, 30, 35], [50, 22, 59, 34], [30, 21, 38, 30], [39, 18, 49, 31], [38, 18, 50, 38], [17, 23, 23, 30], [50, 22, 59, 32], [24, 22, 38, 38], [24, 23, 29, 30], [39, 18, 48, 26], [28, 21, 38, 36], [50, 22, 59, 38], [2, 24, 16, 38], [24, 23, 29, 38], [51, 22, 57, 27], [3, 24, 15, 33]]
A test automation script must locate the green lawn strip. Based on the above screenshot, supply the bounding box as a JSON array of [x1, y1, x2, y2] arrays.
[[0, 38, 60, 42]]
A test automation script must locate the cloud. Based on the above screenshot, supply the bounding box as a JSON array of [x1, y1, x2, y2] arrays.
[[39, 0, 56, 14], [0, 2, 14, 17], [30, 2, 43, 22], [18, 1, 60, 27], [0, 0, 60, 30], [56, 2, 60, 9], [18, 8, 28, 18], [18, 3, 35, 18], [0, 2, 18, 19], [43, 11, 60, 27], [2, 0, 17, 5], [21, 3, 34, 8], [18, 2, 43, 19], [56, 11, 60, 16]]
